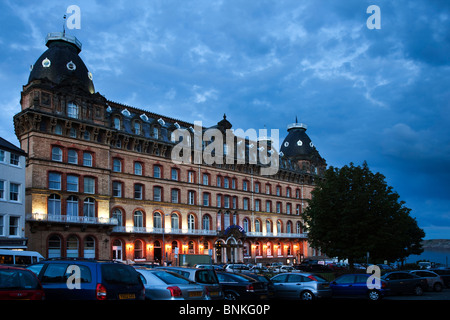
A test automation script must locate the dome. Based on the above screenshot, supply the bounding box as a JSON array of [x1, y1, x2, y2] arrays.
[[280, 120, 315, 159], [28, 32, 95, 94]]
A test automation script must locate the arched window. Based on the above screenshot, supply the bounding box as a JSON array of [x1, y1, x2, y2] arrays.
[[287, 221, 292, 234], [171, 213, 179, 230], [296, 221, 302, 234], [113, 116, 121, 130], [202, 215, 210, 230], [277, 220, 282, 233], [112, 208, 123, 226], [188, 214, 195, 231], [68, 149, 78, 164], [255, 219, 261, 233], [134, 211, 144, 228], [83, 198, 95, 219], [223, 211, 230, 229], [266, 219, 272, 233], [83, 152, 93, 167], [243, 218, 249, 233], [67, 195, 78, 219], [48, 194, 61, 216], [188, 241, 195, 254], [153, 212, 162, 229], [84, 236, 95, 258], [112, 239, 123, 261], [48, 235, 62, 258], [67, 235, 79, 258], [134, 240, 144, 259], [134, 162, 143, 175]]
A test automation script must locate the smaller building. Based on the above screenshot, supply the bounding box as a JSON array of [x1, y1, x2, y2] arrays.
[[0, 137, 27, 249]]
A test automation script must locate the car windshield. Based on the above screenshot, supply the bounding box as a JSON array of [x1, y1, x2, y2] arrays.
[[154, 271, 194, 285], [0, 269, 40, 290], [101, 264, 140, 285], [195, 270, 218, 284]]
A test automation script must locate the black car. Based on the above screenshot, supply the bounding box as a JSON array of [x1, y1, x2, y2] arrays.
[[27, 258, 145, 300], [381, 271, 428, 296], [241, 272, 276, 299], [429, 268, 450, 288], [216, 271, 269, 300]]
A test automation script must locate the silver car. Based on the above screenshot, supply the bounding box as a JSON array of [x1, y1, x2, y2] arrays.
[[271, 272, 332, 300], [409, 270, 444, 292], [136, 268, 207, 300]]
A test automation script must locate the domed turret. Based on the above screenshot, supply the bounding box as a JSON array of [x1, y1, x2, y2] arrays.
[[28, 32, 94, 94], [280, 118, 315, 160]]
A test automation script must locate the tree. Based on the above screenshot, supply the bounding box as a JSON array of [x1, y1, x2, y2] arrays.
[[303, 161, 424, 267]]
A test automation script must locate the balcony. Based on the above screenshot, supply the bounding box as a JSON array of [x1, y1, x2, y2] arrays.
[[112, 226, 218, 236], [246, 231, 307, 239], [26, 213, 118, 225]]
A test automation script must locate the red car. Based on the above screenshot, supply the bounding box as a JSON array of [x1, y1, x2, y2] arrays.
[[0, 265, 45, 300]]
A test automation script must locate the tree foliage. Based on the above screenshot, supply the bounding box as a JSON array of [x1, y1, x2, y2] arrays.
[[303, 162, 424, 266]]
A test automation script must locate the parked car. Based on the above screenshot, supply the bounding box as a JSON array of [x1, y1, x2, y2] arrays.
[[243, 272, 276, 299], [135, 268, 206, 300], [224, 264, 251, 273], [157, 266, 223, 300], [195, 264, 224, 271], [0, 265, 45, 300], [273, 265, 295, 273], [381, 271, 428, 296], [249, 265, 270, 273], [429, 268, 450, 288], [295, 261, 330, 272], [270, 272, 332, 300], [216, 271, 269, 300], [330, 273, 388, 301], [27, 258, 145, 300], [409, 270, 444, 292]]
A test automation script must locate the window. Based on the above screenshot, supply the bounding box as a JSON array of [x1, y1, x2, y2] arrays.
[[296, 189, 300, 199], [231, 178, 236, 189], [68, 150, 78, 164], [202, 173, 209, 185], [0, 181, 4, 200], [9, 183, 19, 202], [223, 211, 230, 229], [286, 187, 291, 198], [266, 220, 272, 233], [69, 128, 77, 138], [83, 198, 95, 218], [113, 158, 122, 172], [216, 176, 222, 187], [171, 189, 179, 203], [243, 218, 249, 232], [83, 152, 92, 167], [266, 184, 271, 194], [134, 211, 144, 228], [0, 215, 3, 236], [224, 178, 229, 188], [134, 162, 143, 175], [287, 203, 292, 215], [0, 150, 4, 162], [232, 196, 237, 209], [134, 184, 143, 200], [153, 165, 161, 178], [113, 117, 121, 130], [171, 168, 179, 181], [48, 194, 61, 215], [187, 171, 195, 183], [112, 209, 123, 226], [255, 182, 260, 193], [151, 212, 162, 230], [49, 172, 61, 190], [276, 202, 281, 213], [48, 235, 61, 258], [296, 204, 301, 215], [10, 154, 19, 166], [216, 194, 222, 208], [112, 181, 122, 197], [153, 186, 162, 201], [134, 122, 141, 135], [171, 213, 179, 230], [67, 175, 79, 192], [276, 186, 281, 196], [203, 192, 210, 206], [152, 126, 159, 139], [52, 147, 62, 162], [243, 180, 248, 191], [224, 196, 230, 209], [266, 200, 272, 212], [255, 220, 261, 232], [287, 221, 292, 233], [83, 130, 90, 141], [202, 215, 210, 230], [67, 195, 78, 218], [84, 236, 96, 258], [243, 198, 249, 210], [84, 177, 95, 194], [188, 214, 195, 231], [9, 216, 19, 236], [254, 199, 260, 211], [296, 222, 302, 234], [188, 191, 195, 205], [67, 102, 78, 119]]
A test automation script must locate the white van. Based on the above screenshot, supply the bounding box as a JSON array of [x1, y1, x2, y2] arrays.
[[0, 249, 44, 266]]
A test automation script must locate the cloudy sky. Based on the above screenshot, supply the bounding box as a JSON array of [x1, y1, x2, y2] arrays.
[[1, 0, 449, 239]]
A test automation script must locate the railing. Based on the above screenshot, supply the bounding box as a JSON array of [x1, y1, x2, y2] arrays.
[[112, 226, 218, 236], [27, 213, 118, 225], [246, 231, 307, 238]]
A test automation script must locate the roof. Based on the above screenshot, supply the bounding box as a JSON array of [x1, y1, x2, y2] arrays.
[[0, 137, 27, 156]]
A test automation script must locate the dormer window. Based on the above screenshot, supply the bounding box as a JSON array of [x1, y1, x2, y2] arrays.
[[67, 102, 78, 119], [113, 116, 121, 130]]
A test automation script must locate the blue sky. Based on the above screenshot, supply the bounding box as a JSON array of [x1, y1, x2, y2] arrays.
[[0, 0, 449, 239]]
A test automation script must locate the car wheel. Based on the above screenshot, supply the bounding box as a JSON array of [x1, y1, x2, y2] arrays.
[[300, 290, 314, 301], [414, 285, 424, 296], [368, 290, 381, 301], [224, 292, 238, 300], [433, 282, 443, 292]]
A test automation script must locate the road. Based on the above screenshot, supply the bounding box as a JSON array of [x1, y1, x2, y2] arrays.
[[384, 288, 450, 300]]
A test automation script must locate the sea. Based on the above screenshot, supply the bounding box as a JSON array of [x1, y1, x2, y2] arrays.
[[405, 247, 450, 267]]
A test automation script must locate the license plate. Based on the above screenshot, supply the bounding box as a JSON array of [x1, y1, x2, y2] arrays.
[[210, 291, 219, 296], [119, 293, 135, 300], [189, 291, 202, 297]]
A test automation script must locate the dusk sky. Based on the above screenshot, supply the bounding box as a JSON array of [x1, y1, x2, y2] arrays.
[[1, 0, 449, 239]]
